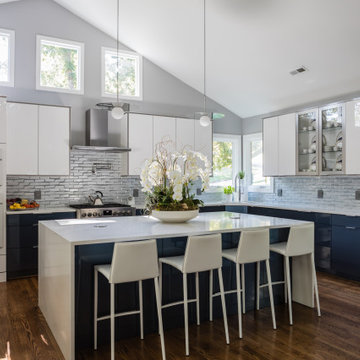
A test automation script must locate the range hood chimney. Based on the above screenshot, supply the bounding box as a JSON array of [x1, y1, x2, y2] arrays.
[[72, 108, 131, 152]]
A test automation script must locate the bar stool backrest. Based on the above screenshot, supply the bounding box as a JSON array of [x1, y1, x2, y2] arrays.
[[236, 229, 269, 263], [286, 223, 314, 256], [109, 239, 159, 284], [183, 233, 222, 273]]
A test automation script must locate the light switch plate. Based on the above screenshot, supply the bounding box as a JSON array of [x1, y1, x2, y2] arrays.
[[355, 190, 360, 200], [277, 189, 283, 197], [317, 190, 324, 199], [34, 190, 41, 200], [196, 188, 202, 196], [133, 189, 139, 198]]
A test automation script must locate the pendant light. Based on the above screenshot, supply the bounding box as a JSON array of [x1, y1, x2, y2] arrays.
[[111, 0, 125, 119], [199, 0, 211, 127]]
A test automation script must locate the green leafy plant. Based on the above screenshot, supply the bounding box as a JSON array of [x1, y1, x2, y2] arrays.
[[223, 186, 235, 195], [238, 171, 245, 179]]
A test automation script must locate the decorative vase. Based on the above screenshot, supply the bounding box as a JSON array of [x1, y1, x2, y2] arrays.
[[151, 209, 199, 223]]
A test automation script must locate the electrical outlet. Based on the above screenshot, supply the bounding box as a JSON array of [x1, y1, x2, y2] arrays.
[[355, 190, 360, 200], [34, 190, 41, 200], [133, 189, 139, 198], [277, 189, 283, 197], [317, 190, 324, 199], [196, 188, 202, 196]]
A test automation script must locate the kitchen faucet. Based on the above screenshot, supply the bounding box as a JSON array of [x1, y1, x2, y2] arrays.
[[234, 172, 243, 202]]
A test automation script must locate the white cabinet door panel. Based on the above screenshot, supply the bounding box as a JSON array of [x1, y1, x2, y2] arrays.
[[263, 116, 278, 176], [7, 103, 38, 175], [176, 118, 195, 151], [0, 98, 6, 144], [129, 114, 153, 175], [39, 106, 70, 176], [345, 100, 360, 174], [153, 116, 176, 149], [194, 121, 213, 165], [0, 145, 5, 203], [278, 113, 296, 176]]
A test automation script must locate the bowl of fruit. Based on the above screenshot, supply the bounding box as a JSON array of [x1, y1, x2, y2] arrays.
[[7, 198, 40, 211]]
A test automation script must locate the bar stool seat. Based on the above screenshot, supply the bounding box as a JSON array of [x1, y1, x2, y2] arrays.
[[159, 255, 184, 271], [222, 248, 237, 262], [96, 264, 111, 278], [269, 242, 287, 255]]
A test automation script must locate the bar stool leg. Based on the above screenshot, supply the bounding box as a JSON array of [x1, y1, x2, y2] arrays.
[[110, 283, 115, 360], [236, 263, 242, 339], [285, 256, 293, 325], [195, 272, 200, 325], [265, 259, 276, 330], [183, 273, 189, 356], [154, 277, 166, 360], [159, 263, 163, 335], [218, 267, 230, 344], [209, 269, 213, 321], [256, 261, 260, 310], [311, 253, 321, 316], [241, 264, 245, 314], [139, 280, 144, 339], [94, 268, 98, 350], [284, 258, 288, 303]]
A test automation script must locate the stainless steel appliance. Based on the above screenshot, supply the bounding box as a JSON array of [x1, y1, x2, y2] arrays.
[[70, 203, 136, 219]]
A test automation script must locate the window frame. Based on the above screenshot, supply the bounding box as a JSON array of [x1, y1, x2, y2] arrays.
[[36, 35, 85, 95], [209, 133, 242, 190], [243, 132, 274, 193], [0, 28, 15, 87], [101, 46, 143, 101]]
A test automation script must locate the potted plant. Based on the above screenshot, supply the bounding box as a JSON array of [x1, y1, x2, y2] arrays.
[[223, 185, 234, 202], [140, 140, 211, 222]]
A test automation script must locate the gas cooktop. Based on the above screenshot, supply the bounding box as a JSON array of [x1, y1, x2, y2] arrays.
[[70, 203, 135, 218], [70, 203, 131, 209]]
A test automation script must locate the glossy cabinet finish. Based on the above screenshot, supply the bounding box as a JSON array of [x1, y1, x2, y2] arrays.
[[345, 100, 360, 174], [263, 116, 278, 176]]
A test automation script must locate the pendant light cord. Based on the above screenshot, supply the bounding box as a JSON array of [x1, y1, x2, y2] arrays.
[[116, 0, 120, 105], [203, 0, 207, 114]]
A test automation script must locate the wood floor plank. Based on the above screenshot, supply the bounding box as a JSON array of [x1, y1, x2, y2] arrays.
[[0, 272, 359, 360]]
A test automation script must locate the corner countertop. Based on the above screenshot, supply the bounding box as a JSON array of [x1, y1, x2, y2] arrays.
[[6, 207, 76, 215]]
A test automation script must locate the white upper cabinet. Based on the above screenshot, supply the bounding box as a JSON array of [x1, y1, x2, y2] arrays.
[[7, 103, 39, 175], [263, 116, 279, 176], [7, 102, 70, 176], [38, 106, 70, 176], [153, 116, 176, 149], [128, 114, 153, 175], [176, 118, 195, 151], [0, 144, 5, 196], [194, 120, 213, 165], [0, 98, 6, 144], [345, 100, 360, 174], [278, 113, 296, 176]]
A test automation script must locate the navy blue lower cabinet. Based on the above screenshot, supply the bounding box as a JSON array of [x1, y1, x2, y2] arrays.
[[200, 205, 225, 212], [314, 213, 332, 272], [332, 215, 360, 281], [7, 211, 76, 279], [225, 205, 248, 213]]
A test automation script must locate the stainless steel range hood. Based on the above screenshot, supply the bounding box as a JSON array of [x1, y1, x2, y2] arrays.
[[72, 109, 131, 152]]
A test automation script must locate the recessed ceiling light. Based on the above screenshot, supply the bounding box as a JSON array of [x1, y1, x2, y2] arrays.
[[290, 66, 308, 76]]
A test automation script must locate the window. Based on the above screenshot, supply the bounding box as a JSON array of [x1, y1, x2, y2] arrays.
[[243, 133, 273, 192], [0, 28, 15, 87], [36, 35, 84, 94], [210, 134, 241, 188], [101, 47, 142, 100]]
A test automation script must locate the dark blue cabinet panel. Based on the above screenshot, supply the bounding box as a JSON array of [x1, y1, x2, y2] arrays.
[[200, 206, 225, 212], [225, 205, 248, 213]]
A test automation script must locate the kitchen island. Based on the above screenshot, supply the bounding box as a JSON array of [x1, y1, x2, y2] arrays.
[[39, 211, 314, 360]]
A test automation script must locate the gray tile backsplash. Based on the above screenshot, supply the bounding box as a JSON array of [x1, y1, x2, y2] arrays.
[[6, 150, 145, 207]]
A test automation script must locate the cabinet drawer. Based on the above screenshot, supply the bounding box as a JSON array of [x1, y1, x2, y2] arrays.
[[200, 206, 225, 213], [7, 247, 38, 279], [0, 254, 5, 272], [7, 214, 35, 227], [7, 225, 37, 249], [332, 215, 360, 228], [225, 206, 248, 214]]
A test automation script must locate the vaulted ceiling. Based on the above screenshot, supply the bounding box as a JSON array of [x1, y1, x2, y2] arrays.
[[17, 1, 360, 117]]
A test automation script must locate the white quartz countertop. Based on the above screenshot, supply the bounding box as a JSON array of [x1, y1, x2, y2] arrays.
[[39, 211, 310, 246], [7, 207, 76, 215]]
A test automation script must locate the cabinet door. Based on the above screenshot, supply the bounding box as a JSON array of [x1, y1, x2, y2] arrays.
[[263, 116, 278, 176], [0, 144, 5, 200], [7, 103, 38, 175], [345, 100, 360, 174], [194, 120, 213, 165], [128, 114, 153, 175], [39, 106, 70, 176], [0, 98, 6, 144], [0, 203, 5, 250], [153, 116, 176, 150], [176, 118, 195, 151], [278, 113, 296, 175]]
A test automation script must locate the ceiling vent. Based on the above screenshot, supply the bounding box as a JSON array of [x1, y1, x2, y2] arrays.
[[290, 66, 308, 76]]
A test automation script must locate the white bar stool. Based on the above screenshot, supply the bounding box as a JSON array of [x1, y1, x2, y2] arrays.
[[159, 233, 229, 356], [270, 223, 321, 325], [210, 228, 276, 338], [94, 239, 166, 360]]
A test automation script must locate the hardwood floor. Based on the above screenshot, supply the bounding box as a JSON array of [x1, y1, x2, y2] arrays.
[[0, 272, 359, 360]]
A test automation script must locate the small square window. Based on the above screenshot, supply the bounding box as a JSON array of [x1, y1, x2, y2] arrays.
[[101, 47, 142, 100], [36, 35, 84, 94], [0, 28, 15, 87]]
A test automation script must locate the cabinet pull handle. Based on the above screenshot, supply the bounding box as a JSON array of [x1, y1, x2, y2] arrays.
[[345, 226, 357, 230], [33, 246, 38, 249], [33, 224, 38, 227]]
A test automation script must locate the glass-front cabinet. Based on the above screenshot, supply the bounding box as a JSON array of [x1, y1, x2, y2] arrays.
[[296, 108, 318, 175], [319, 103, 345, 175]]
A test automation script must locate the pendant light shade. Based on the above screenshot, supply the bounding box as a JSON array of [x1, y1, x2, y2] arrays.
[[200, 114, 211, 127], [111, 106, 125, 120]]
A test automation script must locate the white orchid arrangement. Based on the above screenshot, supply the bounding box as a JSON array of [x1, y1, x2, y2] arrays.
[[140, 140, 211, 212]]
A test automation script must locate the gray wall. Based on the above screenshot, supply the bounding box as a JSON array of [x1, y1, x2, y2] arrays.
[[0, 0, 242, 145]]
